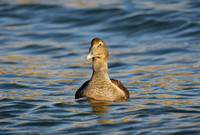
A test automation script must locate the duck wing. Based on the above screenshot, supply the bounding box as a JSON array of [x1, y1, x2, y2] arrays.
[[75, 80, 89, 99], [110, 79, 130, 99]]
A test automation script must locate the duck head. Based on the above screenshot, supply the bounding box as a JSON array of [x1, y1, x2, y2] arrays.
[[86, 38, 109, 61]]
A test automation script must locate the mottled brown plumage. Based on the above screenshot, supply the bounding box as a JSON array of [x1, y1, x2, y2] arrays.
[[75, 38, 129, 102]]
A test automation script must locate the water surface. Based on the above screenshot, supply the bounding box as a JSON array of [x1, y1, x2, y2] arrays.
[[0, 0, 200, 134]]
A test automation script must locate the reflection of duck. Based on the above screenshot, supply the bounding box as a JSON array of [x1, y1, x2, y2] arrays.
[[88, 99, 111, 115], [75, 38, 129, 102]]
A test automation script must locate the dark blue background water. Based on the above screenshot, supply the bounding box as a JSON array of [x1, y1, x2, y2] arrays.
[[0, 0, 200, 134]]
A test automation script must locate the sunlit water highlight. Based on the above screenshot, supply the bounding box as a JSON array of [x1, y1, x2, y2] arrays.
[[0, 0, 200, 134]]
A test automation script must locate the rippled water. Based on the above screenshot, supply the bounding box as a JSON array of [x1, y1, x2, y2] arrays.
[[0, 0, 200, 134]]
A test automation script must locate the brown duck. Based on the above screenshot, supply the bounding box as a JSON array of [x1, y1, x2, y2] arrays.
[[75, 38, 130, 101]]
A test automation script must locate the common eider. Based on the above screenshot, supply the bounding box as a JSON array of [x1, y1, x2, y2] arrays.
[[75, 38, 129, 102]]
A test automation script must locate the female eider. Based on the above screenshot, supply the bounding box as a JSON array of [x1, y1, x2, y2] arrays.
[[75, 38, 129, 101]]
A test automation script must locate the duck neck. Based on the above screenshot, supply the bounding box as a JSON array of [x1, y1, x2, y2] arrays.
[[91, 57, 109, 81]]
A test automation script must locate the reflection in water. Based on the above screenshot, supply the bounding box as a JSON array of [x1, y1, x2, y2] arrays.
[[88, 99, 111, 115]]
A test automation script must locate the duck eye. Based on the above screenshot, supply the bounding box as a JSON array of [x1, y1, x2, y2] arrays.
[[99, 43, 102, 46]]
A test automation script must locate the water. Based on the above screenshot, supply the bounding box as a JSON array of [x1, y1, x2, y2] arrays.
[[0, 0, 200, 134]]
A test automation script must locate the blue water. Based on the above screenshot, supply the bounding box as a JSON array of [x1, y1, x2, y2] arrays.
[[0, 0, 200, 134]]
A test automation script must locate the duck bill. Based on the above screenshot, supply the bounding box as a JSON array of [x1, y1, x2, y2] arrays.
[[86, 51, 94, 59], [86, 46, 96, 59]]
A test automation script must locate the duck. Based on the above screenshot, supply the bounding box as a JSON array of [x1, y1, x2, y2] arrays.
[[75, 38, 129, 102]]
